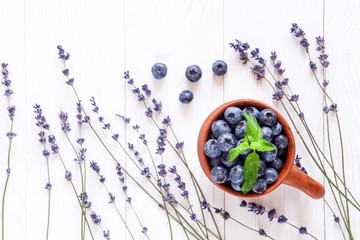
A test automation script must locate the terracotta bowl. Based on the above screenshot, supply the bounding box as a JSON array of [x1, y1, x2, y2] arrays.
[[197, 99, 324, 199]]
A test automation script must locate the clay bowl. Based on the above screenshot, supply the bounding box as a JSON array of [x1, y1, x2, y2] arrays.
[[197, 99, 324, 199]]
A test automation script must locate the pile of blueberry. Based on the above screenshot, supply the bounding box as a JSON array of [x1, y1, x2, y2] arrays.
[[203, 106, 289, 194], [151, 60, 227, 104]]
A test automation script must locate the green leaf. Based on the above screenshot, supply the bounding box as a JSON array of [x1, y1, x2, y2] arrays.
[[228, 138, 249, 162], [251, 139, 276, 152], [242, 112, 263, 143], [242, 151, 260, 195]]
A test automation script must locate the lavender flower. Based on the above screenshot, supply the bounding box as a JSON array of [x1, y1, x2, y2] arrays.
[[190, 214, 196, 221], [108, 193, 115, 203], [152, 98, 162, 112], [45, 183, 52, 190], [294, 155, 308, 174], [250, 65, 265, 80], [248, 202, 265, 215], [175, 142, 184, 151], [268, 209, 277, 221], [90, 161, 100, 174], [278, 215, 288, 223], [259, 229, 267, 236], [65, 171, 72, 181], [140, 167, 151, 178], [141, 84, 151, 97], [299, 227, 308, 234], [157, 164, 167, 177], [298, 112, 305, 120], [7, 106, 15, 120], [333, 214, 340, 223], [6, 169, 10, 176], [90, 211, 101, 225], [289, 94, 299, 102], [230, 40, 250, 64], [144, 107, 153, 118], [103, 230, 110, 239], [272, 91, 285, 101], [309, 61, 317, 71], [162, 116, 171, 126], [142, 227, 148, 234], [291, 24, 310, 50], [57, 45, 70, 61]]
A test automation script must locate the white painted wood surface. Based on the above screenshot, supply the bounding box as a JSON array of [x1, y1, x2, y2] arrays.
[[0, 0, 359, 239]]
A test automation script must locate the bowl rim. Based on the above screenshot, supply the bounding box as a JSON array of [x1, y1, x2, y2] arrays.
[[197, 99, 296, 198]]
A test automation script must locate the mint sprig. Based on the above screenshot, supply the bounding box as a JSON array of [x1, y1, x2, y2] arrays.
[[227, 112, 275, 194]]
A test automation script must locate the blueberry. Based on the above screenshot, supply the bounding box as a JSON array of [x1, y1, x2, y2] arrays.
[[274, 134, 288, 150], [204, 139, 222, 158], [231, 182, 242, 192], [260, 144, 277, 162], [271, 122, 282, 136], [269, 158, 283, 171], [258, 108, 277, 127], [151, 63, 167, 79], [258, 160, 266, 177], [235, 120, 247, 139], [224, 107, 242, 126], [209, 157, 221, 167], [185, 65, 202, 82], [211, 120, 232, 138], [251, 178, 267, 194], [220, 152, 237, 168], [277, 148, 287, 158], [217, 133, 237, 152], [179, 90, 194, 104], [261, 126, 273, 142], [212, 60, 228, 76], [264, 168, 278, 184], [229, 165, 244, 184], [243, 106, 260, 119], [210, 165, 228, 184]]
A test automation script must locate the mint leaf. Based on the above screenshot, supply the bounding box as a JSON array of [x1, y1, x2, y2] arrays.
[[251, 139, 276, 152], [242, 113, 263, 143], [241, 151, 260, 195], [228, 138, 249, 162]]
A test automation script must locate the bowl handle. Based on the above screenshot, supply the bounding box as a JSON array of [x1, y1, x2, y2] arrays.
[[283, 164, 324, 199]]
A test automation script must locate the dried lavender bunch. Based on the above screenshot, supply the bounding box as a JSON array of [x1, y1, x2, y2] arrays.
[[1, 63, 16, 240]]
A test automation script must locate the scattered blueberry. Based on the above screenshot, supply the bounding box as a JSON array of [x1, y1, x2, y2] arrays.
[[151, 63, 167, 79], [179, 90, 194, 104], [269, 158, 283, 171], [264, 168, 278, 184], [258, 109, 277, 127], [217, 133, 237, 152], [231, 182, 242, 192], [220, 152, 237, 168], [235, 120, 247, 139], [260, 144, 278, 162], [224, 107, 242, 126], [211, 120, 232, 138], [211, 165, 228, 184], [204, 139, 222, 158], [243, 106, 260, 119], [261, 126, 273, 142], [258, 160, 266, 177], [229, 165, 244, 184], [212, 60, 228, 76], [271, 122, 282, 136], [274, 134, 288, 150], [209, 157, 221, 167], [185, 65, 202, 82], [251, 178, 267, 194]]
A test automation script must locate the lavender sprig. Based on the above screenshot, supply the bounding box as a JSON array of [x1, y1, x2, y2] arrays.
[[1, 63, 16, 240], [89, 161, 135, 240], [201, 200, 275, 240], [240, 200, 318, 239]]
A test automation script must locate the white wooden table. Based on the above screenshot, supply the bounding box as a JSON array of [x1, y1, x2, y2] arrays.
[[0, 0, 359, 239]]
